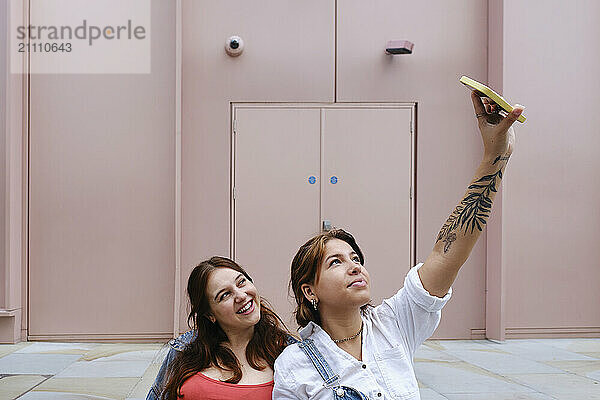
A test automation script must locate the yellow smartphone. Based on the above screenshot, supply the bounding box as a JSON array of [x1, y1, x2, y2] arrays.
[[460, 75, 526, 123]]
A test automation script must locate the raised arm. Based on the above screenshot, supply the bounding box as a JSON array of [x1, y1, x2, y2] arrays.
[[418, 91, 524, 297]]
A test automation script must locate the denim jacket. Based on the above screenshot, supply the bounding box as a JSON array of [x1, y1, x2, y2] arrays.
[[146, 331, 299, 399], [146, 330, 197, 400]]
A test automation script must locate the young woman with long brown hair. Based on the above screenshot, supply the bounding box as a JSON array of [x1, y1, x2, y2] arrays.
[[147, 256, 293, 399]]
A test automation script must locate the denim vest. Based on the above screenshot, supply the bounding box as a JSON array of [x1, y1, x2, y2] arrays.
[[146, 330, 197, 400], [297, 338, 368, 400], [146, 331, 300, 400]]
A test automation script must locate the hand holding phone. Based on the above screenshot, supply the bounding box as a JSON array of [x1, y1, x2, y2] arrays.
[[460, 76, 526, 123]]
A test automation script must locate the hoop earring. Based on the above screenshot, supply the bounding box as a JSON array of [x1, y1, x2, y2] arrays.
[[311, 298, 318, 311]]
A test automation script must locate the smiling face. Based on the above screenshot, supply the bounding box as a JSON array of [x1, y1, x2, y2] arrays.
[[205, 267, 261, 333], [302, 238, 371, 312]]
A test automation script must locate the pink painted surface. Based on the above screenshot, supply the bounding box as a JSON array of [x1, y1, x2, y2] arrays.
[[0, 0, 27, 343], [321, 107, 413, 306], [485, 0, 506, 341], [233, 107, 321, 329], [0, 0, 6, 309], [0, 2, 26, 343], [336, 0, 489, 338], [502, 0, 600, 336], [27, 0, 176, 339], [7, 0, 596, 341], [181, 0, 488, 338], [5, 43, 25, 343], [180, 0, 335, 331], [232, 105, 413, 331]]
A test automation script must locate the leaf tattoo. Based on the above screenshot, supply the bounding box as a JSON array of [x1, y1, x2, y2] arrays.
[[492, 155, 511, 165], [436, 163, 506, 253]]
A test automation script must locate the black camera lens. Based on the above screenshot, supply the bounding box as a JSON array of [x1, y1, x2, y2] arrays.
[[230, 40, 239, 49]]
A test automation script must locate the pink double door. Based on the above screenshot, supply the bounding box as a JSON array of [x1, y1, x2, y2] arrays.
[[232, 104, 414, 328]]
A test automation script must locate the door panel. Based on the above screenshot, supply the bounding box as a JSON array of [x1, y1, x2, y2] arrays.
[[234, 108, 321, 328], [322, 108, 413, 306], [28, 0, 175, 339]]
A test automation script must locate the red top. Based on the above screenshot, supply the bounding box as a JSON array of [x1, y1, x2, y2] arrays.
[[180, 372, 274, 400]]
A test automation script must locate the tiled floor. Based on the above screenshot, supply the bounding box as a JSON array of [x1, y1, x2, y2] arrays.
[[0, 342, 167, 399], [0, 339, 599, 399]]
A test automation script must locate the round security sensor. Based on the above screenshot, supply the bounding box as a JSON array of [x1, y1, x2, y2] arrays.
[[225, 35, 244, 56]]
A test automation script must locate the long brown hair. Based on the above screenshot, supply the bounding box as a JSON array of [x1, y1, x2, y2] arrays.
[[161, 256, 289, 399], [290, 228, 366, 327]]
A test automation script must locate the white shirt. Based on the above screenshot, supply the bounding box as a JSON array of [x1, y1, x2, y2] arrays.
[[273, 262, 452, 400]]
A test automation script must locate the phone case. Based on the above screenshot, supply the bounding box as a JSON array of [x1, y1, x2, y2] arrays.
[[460, 75, 526, 123]]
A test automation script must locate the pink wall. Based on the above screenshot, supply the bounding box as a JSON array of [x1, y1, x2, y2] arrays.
[[485, 0, 506, 341], [335, 0, 488, 339], [2, 0, 598, 342], [181, 0, 489, 339], [0, 0, 26, 343], [26, 0, 176, 341], [500, 0, 600, 337], [180, 0, 336, 332], [0, 0, 6, 308]]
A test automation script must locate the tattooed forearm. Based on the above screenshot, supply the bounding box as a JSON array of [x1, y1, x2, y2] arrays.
[[492, 155, 511, 165], [435, 154, 509, 253]]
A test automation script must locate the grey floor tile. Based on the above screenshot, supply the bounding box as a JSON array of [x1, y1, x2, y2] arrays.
[[534, 338, 600, 353], [0, 375, 48, 400], [590, 370, 600, 381], [15, 343, 98, 354], [0, 354, 82, 375], [414, 361, 535, 394], [430, 340, 493, 353], [0, 343, 31, 359], [55, 360, 151, 378], [18, 392, 115, 399], [94, 350, 160, 362], [550, 394, 600, 400], [126, 363, 160, 398], [444, 394, 555, 400], [482, 340, 596, 362], [31, 377, 139, 398], [506, 372, 600, 398], [419, 388, 449, 399], [414, 346, 461, 362], [543, 359, 600, 379], [446, 349, 565, 375]]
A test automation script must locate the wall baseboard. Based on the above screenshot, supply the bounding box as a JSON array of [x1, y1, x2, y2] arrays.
[[471, 328, 486, 339], [27, 333, 173, 343], [467, 327, 600, 340], [505, 327, 600, 339], [23, 327, 600, 342]]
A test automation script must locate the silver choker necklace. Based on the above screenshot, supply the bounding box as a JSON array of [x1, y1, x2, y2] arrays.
[[332, 323, 363, 343]]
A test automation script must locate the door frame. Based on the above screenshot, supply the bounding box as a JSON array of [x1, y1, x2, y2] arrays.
[[230, 102, 417, 268], [23, 1, 182, 342]]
